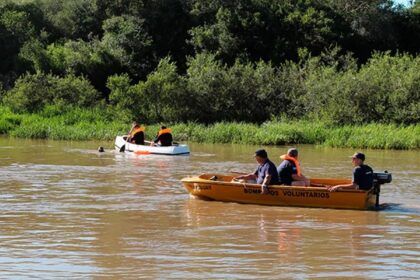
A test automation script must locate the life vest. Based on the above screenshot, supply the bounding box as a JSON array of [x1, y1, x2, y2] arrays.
[[280, 154, 302, 176], [158, 128, 172, 136], [130, 126, 145, 137]]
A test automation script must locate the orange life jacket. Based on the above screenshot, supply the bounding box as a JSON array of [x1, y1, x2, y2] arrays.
[[130, 126, 145, 137], [158, 128, 172, 136], [280, 154, 302, 176]]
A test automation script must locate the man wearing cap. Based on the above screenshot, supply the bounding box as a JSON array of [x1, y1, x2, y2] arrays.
[[234, 149, 279, 194], [327, 152, 374, 192], [277, 148, 310, 186]]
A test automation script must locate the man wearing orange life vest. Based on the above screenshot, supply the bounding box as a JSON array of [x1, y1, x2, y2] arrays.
[[127, 122, 145, 145], [277, 148, 310, 186], [152, 126, 173, 146]]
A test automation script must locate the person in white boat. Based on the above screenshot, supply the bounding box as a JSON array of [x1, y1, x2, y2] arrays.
[[152, 126, 173, 146], [127, 122, 145, 145]]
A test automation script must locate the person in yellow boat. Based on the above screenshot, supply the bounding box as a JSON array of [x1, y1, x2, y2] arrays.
[[127, 122, 145, 145], [152, 126, 173, 146], [327, 152, 373, 192], [277, 148, 310, 186], [234, 149, 279, 194]]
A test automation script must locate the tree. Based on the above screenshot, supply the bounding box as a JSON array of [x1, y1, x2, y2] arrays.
[[0, 2, 47, 87], [189, 0, 340, 64], [39, 0, 100, 40], [3, 72, 100, 113], [101, 15, 153, 80]]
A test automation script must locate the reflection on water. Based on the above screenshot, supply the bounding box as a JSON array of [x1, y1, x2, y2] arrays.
[[0, 137, 419, 279]]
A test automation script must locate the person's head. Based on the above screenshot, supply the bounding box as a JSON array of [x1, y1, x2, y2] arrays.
[[132, 121, 138, 127], [287, 148, 298, 158], [351, 152, 365, 166], [254, 149, 268, 164], [161, 126, 167, 130]]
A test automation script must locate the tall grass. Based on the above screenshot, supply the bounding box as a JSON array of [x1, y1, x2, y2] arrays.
[[324, 124, 420, 150], [172, 122, 419, 149], [0, 107, 418, 149]]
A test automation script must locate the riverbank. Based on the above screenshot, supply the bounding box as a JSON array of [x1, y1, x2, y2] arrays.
[[0, 107, 418, 149]]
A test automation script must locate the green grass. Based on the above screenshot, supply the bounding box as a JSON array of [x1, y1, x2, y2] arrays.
[[0, 106, 418, 149]]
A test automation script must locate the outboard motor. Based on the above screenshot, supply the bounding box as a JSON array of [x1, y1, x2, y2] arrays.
[[373, 171, 392, 208]]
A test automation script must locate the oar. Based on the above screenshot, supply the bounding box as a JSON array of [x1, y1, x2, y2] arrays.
[[119, 136, 128, 152]]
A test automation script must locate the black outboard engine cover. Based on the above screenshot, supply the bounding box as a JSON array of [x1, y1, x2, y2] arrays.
[[373, 171, 392, 185], [372, 171, 392, 209]]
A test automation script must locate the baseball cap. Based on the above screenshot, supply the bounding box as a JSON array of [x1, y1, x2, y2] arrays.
[[351, 152, 365, 161]]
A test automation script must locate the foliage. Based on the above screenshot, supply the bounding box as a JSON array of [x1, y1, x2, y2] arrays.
[[188, 0, 338, 63], [38, 0, 99, 40], [102, 52, 420, 125], [301, 52, 420, 124], [0, 0, 419, 132], [108, 57, 185, 123], [101, 15, 153, 79], [2, 72, 100, 112], [1, 105, 418, 149], [0, 1, 49, 87]]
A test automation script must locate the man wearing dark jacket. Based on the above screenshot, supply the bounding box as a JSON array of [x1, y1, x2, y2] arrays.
[[153, 126, 173, 146], [328, 152, 373, 192], [234, 149, 279, 194]]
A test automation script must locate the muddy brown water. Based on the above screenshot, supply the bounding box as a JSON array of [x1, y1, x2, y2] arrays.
[[0, 137, 419, 279]]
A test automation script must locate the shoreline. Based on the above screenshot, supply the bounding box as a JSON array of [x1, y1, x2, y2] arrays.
[[1, 109, 418, 150]]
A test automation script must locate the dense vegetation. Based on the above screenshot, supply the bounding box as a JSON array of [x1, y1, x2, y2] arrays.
[[0, 106, 418, 149], [0, 0, 419, 148]]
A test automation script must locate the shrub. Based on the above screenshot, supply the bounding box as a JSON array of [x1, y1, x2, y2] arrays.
[[3, 72, 101, 113]]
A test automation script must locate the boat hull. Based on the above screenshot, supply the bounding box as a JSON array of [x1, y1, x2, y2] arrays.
[[114, 136, 190, 155], [181, 174, 377, 210]]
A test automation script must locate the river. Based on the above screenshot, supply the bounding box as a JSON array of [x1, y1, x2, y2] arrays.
[[0, 137, 419, 279]]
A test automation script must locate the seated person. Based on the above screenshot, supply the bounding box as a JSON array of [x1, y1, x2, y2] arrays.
[[153, 126, 173, 146], [234, 149, 279, 194], [127, 122, 145, 145], [277, 148, 310, 186], [327, 152, 373, 192]]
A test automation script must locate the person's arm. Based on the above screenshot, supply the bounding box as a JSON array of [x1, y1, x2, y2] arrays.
[[292, 174, 310, 186], [261, 173, 272, 194], [289, 162, 310, 186], [149, 134, 159, 146], [153, 134, 160, 143], [262, 174, 272, 186], [292, 174, 305, 181], [235, 173, 257, 180], [328, 167, 360, 191], [327, 167, 363, 192]]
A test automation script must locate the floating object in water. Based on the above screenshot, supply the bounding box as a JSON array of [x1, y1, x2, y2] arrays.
[[98, 146, 105, 152], [134, 150, 151, 155]]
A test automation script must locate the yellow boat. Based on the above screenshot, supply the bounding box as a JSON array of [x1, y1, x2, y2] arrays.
[[181, 173, 392, 210]]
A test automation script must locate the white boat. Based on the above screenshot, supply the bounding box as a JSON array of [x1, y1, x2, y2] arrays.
[[114, 136, 190, 155]]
